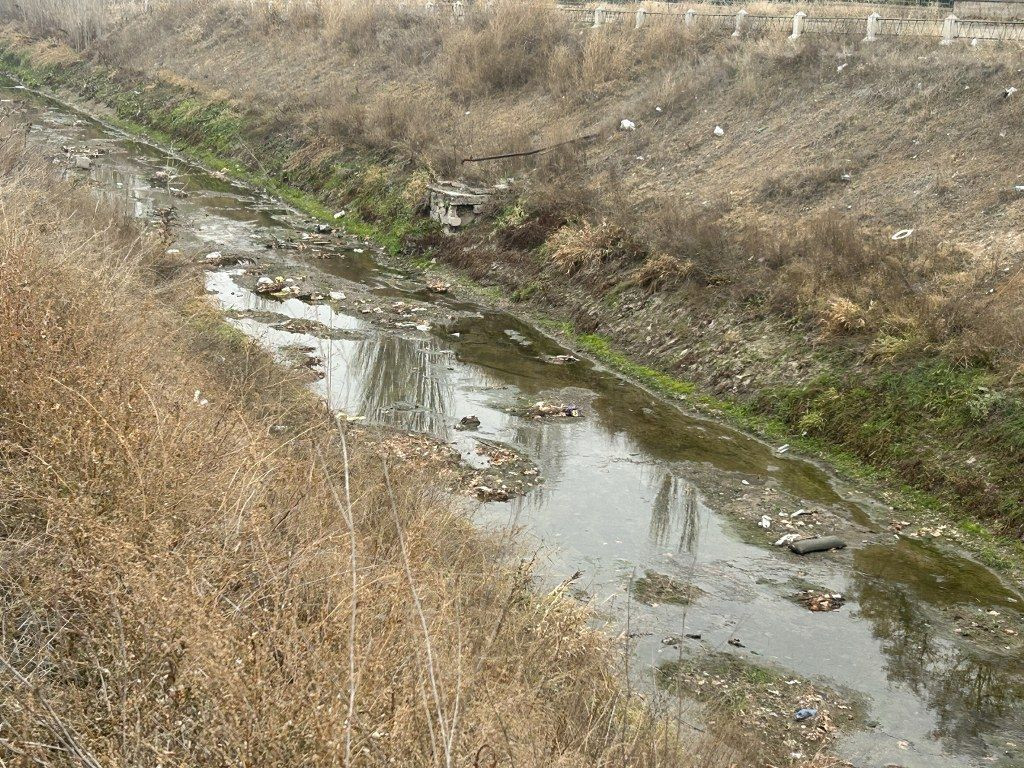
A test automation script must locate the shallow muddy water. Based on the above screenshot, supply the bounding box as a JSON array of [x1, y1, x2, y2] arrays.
[[8, 80, 1024, 768]]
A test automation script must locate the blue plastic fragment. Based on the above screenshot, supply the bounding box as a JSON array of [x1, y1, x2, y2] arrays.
[[794, 708, 818, 721]]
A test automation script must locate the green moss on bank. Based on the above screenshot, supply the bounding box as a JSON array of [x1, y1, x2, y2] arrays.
[[0, 43, 431, 254]]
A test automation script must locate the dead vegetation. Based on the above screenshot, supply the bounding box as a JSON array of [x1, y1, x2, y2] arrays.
[[0, 122, 739, 766], [0, 0, 122, 49], [70, 0, 1024, 370]]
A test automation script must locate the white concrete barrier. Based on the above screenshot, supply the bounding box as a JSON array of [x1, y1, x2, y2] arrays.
[[789, 11, 806, 39], [941, 13, 959, 43], [733, 8, 748, 36], [864, 12, 880, 41]]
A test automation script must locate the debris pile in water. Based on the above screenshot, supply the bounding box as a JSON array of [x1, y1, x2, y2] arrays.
[[795, 590, 846, 612], [514, 401, 581, 419]]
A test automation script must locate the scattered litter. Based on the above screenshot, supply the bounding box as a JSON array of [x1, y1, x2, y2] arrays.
[[837, 62, 848, 72], [713, 125, 725, 137], [517, 401, 581, 419], [202, 251, 249, 267], [794, 708, 818, 722], [789, 536, 847, 555], [655, 106, 663, 112], [776, 443, 790, 454], [662, 636, 681, 646], [1004, 86, 1018, 98], [620, 119, 636, 131], [353, 248, 365, 253], [457, 415, 481, 431], [841, 172, 852, 181], [727, 637, 745, 648], [685, 633, 703, 640], [475, 485, 510, 502], [427, 279, 451, 294], [333, 210, 346, 219], [334, 411, 365, 422], [758, 515, 772, 530], [192, 389, 209, 407], [314, 223, 332, 235], [774, 533, 801, 547], [795, 590, 846, 612], [790, 508, 812, 519], [891, 228, 914, 241], [541, 354, 579, 365]]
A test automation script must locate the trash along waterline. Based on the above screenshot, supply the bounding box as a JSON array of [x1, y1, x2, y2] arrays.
[[7, 79, 1024, 768]]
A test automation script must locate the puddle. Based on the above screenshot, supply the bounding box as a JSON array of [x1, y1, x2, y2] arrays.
[[8, 79, 1024, 768]]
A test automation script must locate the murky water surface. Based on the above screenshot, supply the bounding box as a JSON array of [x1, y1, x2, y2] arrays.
[[9, 81, 1024, 768]]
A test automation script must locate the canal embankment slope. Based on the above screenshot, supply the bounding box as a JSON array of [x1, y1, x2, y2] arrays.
[[3, 0, 1023, 554]]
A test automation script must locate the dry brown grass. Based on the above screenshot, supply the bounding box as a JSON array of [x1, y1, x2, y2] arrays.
[[0, 0, 127, 49], [0, 122, 726, 766], [53, 0, 1024, 373]]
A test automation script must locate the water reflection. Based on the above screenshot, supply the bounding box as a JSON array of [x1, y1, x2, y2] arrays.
[[853, 542, 1024, 756], [350, 333, 453, 437], [648, 470, 702, 555]]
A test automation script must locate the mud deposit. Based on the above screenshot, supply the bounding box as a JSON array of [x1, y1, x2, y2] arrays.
[[8, 80, 1024, 768]]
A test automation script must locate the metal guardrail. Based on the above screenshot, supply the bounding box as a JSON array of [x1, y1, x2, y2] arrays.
[[140, 0, 1024, 44], [958, 16, 1024, 34], [875, 14, 944, 32], [556, 2, 1024, 42]]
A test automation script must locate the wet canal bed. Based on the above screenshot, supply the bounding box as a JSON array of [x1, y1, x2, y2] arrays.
[[7, 80, 1024, 768]]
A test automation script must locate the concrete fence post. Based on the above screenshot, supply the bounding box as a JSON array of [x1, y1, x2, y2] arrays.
[[685, 8, 696, 27], [635, 8, 647, 29], [593, 7, 606, 27], [732, 8, 748, 37], [789, 10, 806, 39], [864, 12, 880, 41], [940, 13, 959, 43]]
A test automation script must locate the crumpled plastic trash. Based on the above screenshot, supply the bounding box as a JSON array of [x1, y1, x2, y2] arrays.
[[713, 125, 725, 137], [891, 228, 914, 241], [774, 533, 801, 547], [620, 119, 636, 131], [758, 515, 772, 529], [794, 708, 818, 721]]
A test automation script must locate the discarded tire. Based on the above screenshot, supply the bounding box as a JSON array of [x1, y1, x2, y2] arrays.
[[789, 536, 847, 555]]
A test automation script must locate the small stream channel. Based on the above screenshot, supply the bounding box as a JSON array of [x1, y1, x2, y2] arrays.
[[7, 80, 1024, 768]]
